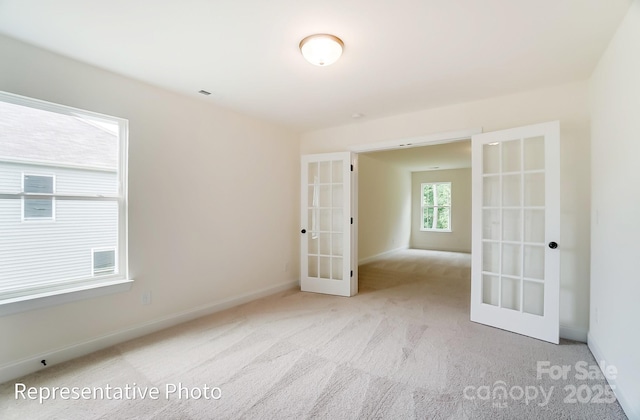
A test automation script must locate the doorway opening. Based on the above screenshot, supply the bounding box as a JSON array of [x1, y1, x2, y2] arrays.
[[356, 138, 473, 265], [301, 123, 560, 343]]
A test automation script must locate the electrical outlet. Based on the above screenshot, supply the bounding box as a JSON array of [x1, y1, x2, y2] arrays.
[[141, 291, 152, 305]]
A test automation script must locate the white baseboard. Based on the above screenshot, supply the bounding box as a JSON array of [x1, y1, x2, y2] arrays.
[[588, 332, 638, 420], [0, 280, 298, 385], [358, 246, 409, 265], [559, 325, 588, 342]]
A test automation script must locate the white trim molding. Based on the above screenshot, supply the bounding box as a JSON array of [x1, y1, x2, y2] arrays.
[[0, 279, 133, 317], [349, 128, 482, 153]]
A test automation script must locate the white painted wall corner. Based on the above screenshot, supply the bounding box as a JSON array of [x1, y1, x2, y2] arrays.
[[588, 332, 638, 420]]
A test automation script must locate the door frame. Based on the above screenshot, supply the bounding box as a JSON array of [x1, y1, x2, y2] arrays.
[[349, 128, 483, 154], [301, 127, 482, 295], [348, 127, 482, 267]]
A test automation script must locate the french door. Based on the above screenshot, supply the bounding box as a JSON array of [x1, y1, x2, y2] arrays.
[[471, 121, 560, 343], [300, 152, 357, 296]]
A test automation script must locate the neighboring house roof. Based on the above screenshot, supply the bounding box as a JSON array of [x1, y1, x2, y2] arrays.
[[0, 100, 118, 170]]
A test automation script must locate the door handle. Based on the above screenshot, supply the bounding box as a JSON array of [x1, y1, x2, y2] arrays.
[[301, 229, 307, 234], [548, 241, 558, 249]]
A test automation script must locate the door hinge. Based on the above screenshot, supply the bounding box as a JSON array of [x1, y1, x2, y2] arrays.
[[350, 164, 353, 172], [350, 217, 353, 224], [350, 270, 353, 277]]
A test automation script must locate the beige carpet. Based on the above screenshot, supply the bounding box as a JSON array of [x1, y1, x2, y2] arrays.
[[0, 249, 627, 419]]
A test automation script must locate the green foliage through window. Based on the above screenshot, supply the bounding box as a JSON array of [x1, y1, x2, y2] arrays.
[[421, 182, 451, 230]]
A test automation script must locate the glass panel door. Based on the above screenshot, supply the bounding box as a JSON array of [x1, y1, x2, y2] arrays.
[[481, 137, 546, 314], [301, 152, 355, 296], [471, 122, 560, 344]]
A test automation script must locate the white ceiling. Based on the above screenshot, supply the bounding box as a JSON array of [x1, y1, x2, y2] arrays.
[[0, 0, 631, 132]]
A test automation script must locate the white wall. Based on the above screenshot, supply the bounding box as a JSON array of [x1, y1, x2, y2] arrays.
[[588, 1, 640, 417], [301, 80, 592, 341], [0, 35, 300, 378], [411, 168, 471, 253], [358, 154, 411, 263]]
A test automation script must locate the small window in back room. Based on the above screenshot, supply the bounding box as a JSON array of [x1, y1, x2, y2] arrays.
[[421, 182, 452, 231], [23, 174, 55, 219], [93, 249, 116, 276]]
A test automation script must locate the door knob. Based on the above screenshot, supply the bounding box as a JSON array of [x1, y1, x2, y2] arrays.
[[548, 242, 558, 249], [301, 229, 307, 234]]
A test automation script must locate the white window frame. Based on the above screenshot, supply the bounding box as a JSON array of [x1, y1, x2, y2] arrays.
[[420, 182, 452, 232], [21, 172, 56, 221], [92, 247, 117, 277], [0, 91, 132, 316]]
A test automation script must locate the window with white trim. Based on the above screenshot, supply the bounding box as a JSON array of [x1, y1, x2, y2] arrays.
[[23, 174, 55, 220], [0, 91, 129, 311], [420, 182, 452, 231]]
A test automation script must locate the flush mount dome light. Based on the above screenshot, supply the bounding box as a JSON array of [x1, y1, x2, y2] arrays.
[[299, 34, 344, 66]]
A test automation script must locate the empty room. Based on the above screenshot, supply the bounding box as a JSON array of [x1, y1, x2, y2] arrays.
[[1, 0, 639, 418]]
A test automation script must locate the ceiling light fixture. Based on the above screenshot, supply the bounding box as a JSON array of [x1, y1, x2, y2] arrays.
[[299, 34, 344, 66]]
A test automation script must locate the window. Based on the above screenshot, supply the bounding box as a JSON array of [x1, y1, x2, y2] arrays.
[[93, 249, 116, 276], [0, 91, 130, 313], [23, 174, 55, 220], [421, 182, 451, 231]]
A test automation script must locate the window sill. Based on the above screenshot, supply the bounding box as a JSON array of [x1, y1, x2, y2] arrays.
[[0, 279, 134, 317], [420, 229, 453, 233]]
